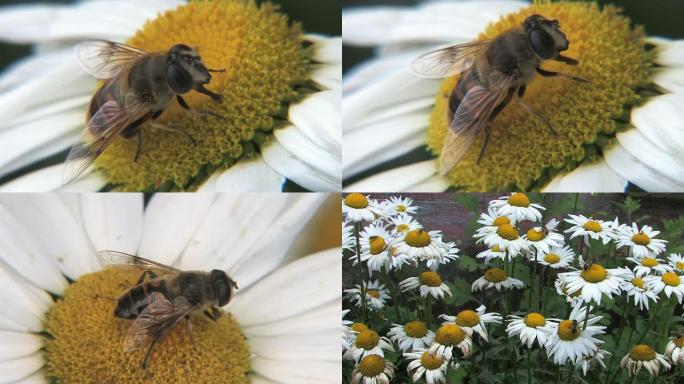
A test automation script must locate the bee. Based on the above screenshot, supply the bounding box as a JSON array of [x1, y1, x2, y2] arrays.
[[64, 40, 226, 183], [582, 262, 593, 271], [412, 14, 589, 175], [100, 250, 238, 369], [570, 319, 580, 334]]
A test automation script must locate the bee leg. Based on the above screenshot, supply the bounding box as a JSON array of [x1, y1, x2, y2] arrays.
[[194, 84, 223, 103], [134, 130, 142, 162], [176, 95, 225, 120], [208, 68, 226, 73], [554, 54, 579, 66], [141, 338, 159, 370], [535, 66, 589, 83], [516, 94, 558, 136], [185, 315, 197, 351], [476, 128, 490, 165], [148, 121, 197, 146]]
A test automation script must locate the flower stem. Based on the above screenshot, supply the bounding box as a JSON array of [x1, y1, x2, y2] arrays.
[[424, 295, 432, 329], [354, 222, 369, 322], [527, 349, 532, 384], [539, 264, 545, 311]]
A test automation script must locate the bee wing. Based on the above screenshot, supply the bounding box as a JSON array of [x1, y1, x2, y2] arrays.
[[76, 40, 147, 79], [123, 293, 194, 352], [439, 75, 514, 175], [98, 250, 181, 273], [411, 40, 491, 78], [63, 98, 149, 184]]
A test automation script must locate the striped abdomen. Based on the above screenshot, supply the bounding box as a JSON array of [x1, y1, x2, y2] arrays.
[[114, 278, 169, 320], [448, 69, 481, 121]]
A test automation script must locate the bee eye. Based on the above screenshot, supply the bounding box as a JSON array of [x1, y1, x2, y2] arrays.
[[552, 19, 560, 28]]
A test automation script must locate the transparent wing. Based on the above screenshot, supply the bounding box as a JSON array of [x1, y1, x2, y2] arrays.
[[411, 40, 491, 78], [76, 40, 147, 79], [62, 98, 149, 184], [98, 250, 181, 273], [439, 74, 514, 175], [123, 293, 194, 352]]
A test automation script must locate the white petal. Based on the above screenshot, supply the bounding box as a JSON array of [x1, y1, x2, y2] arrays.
[[288, 90, 341, 154], [542, 159, 627, 192], [274, 125, 340, 181], [138, 193, 215, 266], [247, 374, 280, 384], [230, 248, 340, 327], [652, 67, 684, 95], [250, 358, 339, 384], [0, 50, 71, 94], [242, 300, 340, 337], [212, 157, 285, 192], [0, 263, 51, 332], [630, 94, 684, 156], [654, 39, 684, 67], [0, 353, 43, 384], [312, 36, 341, 64], [261, 141, 340, 191], [616, 129, 684, 182], [309, 63, 341, 90], [0, 133, 77, 180], [248, 330, 339, 361], [604, 144, 683, 191], [195, 171, 220, 192], [80, 193, 143, 257], [6, 369, 47, 384], [0, 331, 42, 360], [344, 160, 441, 192], [0, 164, 104, 192]]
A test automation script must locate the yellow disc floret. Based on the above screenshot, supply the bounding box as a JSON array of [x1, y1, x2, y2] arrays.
[[628, 344, 656, 361], [583, 220, 603, 233], [581, 263, 608, 283], [497, 224, 519, 240], [632, 233, 651, 246], [435, 324, 466, 346], [544, 253, 561, 264], [484, 268, 507, 283], [396, 223, 410, 233], [557, 320, 581, 341], [662, 272, 681, 287], [357, 355, 386, 377], [640, 257, 657, 267], [524, 312, 546, 328], [404, 321, 429, 338], [97, 1, 308, 191], [492, 216, 511, 226], [45, 267, 249, 383], [456, 310, 480, 328], [352, 323, 369, 333], [366, 289, 381, 299], [526, 228, 546, 241], [426, 2, 649, 190], [346, 193, 369, 209], [508, 193, 530, 207], [420, 271, 443, 287], [405, 230, 432, 247], [420, 351, 445, 370], [674, 335, 684, 348], [631, 277, 644, 289], [355, 330, 380, 350], [369, 236, 386, 255]]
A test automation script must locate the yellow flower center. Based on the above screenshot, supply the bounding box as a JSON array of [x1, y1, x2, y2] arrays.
[[492, 216, 511, 226], [405, 230, 432, 247], [396, 223, 410, 233], [357, 354, 386, 377], [631, 277, 644, 289], [524, 312, 546, 328], [662, 272, 681, 287], [632, 232, 651, 246], [366, 289, 381, 299], [456, 310, 480, 328], [544, 253, 561, 264], [640, 257, 657, 267], [629, 344, 656, 361], [674, 335, 684, 348], [420, 351, 445, 370], [507, 193, 530, 207], [420, 271, 443, 287], [497, 224, 519, 240], [484, 268, 507, 283], [527, 228, 546, 242], [583, 220, 603, 233], [581, 263, 608, 283], [397, 204, 407, 212], [404, 320, 429, 338], [369, 236, 386, 255], [676, 261, 684, 270], [352, 323, 369, 333], [96, 1, 308, 191], [355, 330, 380, 350], [434, 324, 466, 346], [45, 267, 249, 383], [557, 320, 581, 341], [492, 245, 502, 252], [426, 2, 649, 190], [345, 193, 369, 209]]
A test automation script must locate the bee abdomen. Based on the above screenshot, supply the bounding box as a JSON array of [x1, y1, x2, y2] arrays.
[[113, 279, 168, 319]]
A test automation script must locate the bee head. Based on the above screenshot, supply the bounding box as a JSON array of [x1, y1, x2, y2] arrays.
[[523, 14, 569, 60], [209, 269, 238, 307], [166, 44, 212, 94]]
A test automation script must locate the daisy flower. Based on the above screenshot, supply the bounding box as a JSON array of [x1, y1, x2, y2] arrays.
[[345, 322, 372, 354], [524, 218, 565, 255], [429, 324, 473, 361], [620, 344, 671, 377], [475, 245, 507, 263], [440, 305, 502, 342], [404, 348, 456, 384], [351, 354, 395, 384], [664, 333, 684, 366], [343, 309, 355, 351], [343, 329, 394, 362], [343, 220, 355, 251], [644, 271, 684, 304], [0, 0, 341, 192], [387, 320, 435, 352], [578, 349, 610, 376], [537, 245, 575, 269], [424, 240, 459, 271], [475, 222, 529, 258], [667, 253, 684, 273], [358, 223, 398, 274], [345, 280, 391, 311], [557, 262, 625, 305], [385, 196, 418, 216], [0, 193, 339, 382], [563, 215, 616, 245], [343, 193, 381, 223], [627, 254, 672, 277], [400, 271, 451, 300], [390, 212, 423, 235], [392, 229, 449, 263], [554, 279, 584, 307], [343, 1, 684, 192], [505, 312, 558, 349], [618, 267, 659, 311], [614, 223, 668, 258], [488, 193, 544, 223], [471, 268, 524, 293], [544, 304, 606, 366]]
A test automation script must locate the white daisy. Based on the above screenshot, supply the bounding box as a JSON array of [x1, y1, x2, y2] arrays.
[[488, 193, 545, 223], [614, 223, 668, 258], [440, 305, 502, 342], [557, 262, 625, 305], [618, 267, 660, 311], [343, 329, 394, 362], [627, 254, 672, 277], [404, 348, 456, 384], [475, 245, 508, 263], [429, 323, 473, 361], [351, 354, 395, 384], [475, 222, 529, 258], [667, 253, 684, 273], [342, 1, 684, 192], [505, 312, 558, 349], [358, 223, 399, 274], [389, 212, 423, 235], [343, 220, 355, 251], [475, 207, 516, 233], [387, 320, 435, 352], [343, 309, 355, 351], [525, 218, 565, 255], [0, 0, 341, 192], [644, 272, 684, 304], [343, 193, 381, 223], [544, 304, 606, 366], [385, 196, 418, 216], [563, 215, 616, 246], [620, 344, 671, 377], [345, 280, 391, 311], [425, 241, 459, 271], [537, 245, 575, 269], [392, 229, 449, 263], [400, 271, 451, 300], [664, 334, 684, 366], [345, 322, 373, 354], [471, 268, 524, 292], [0, 193, 339, 382], [554, 279, 584, 307], [578, 349, 610, 376]]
